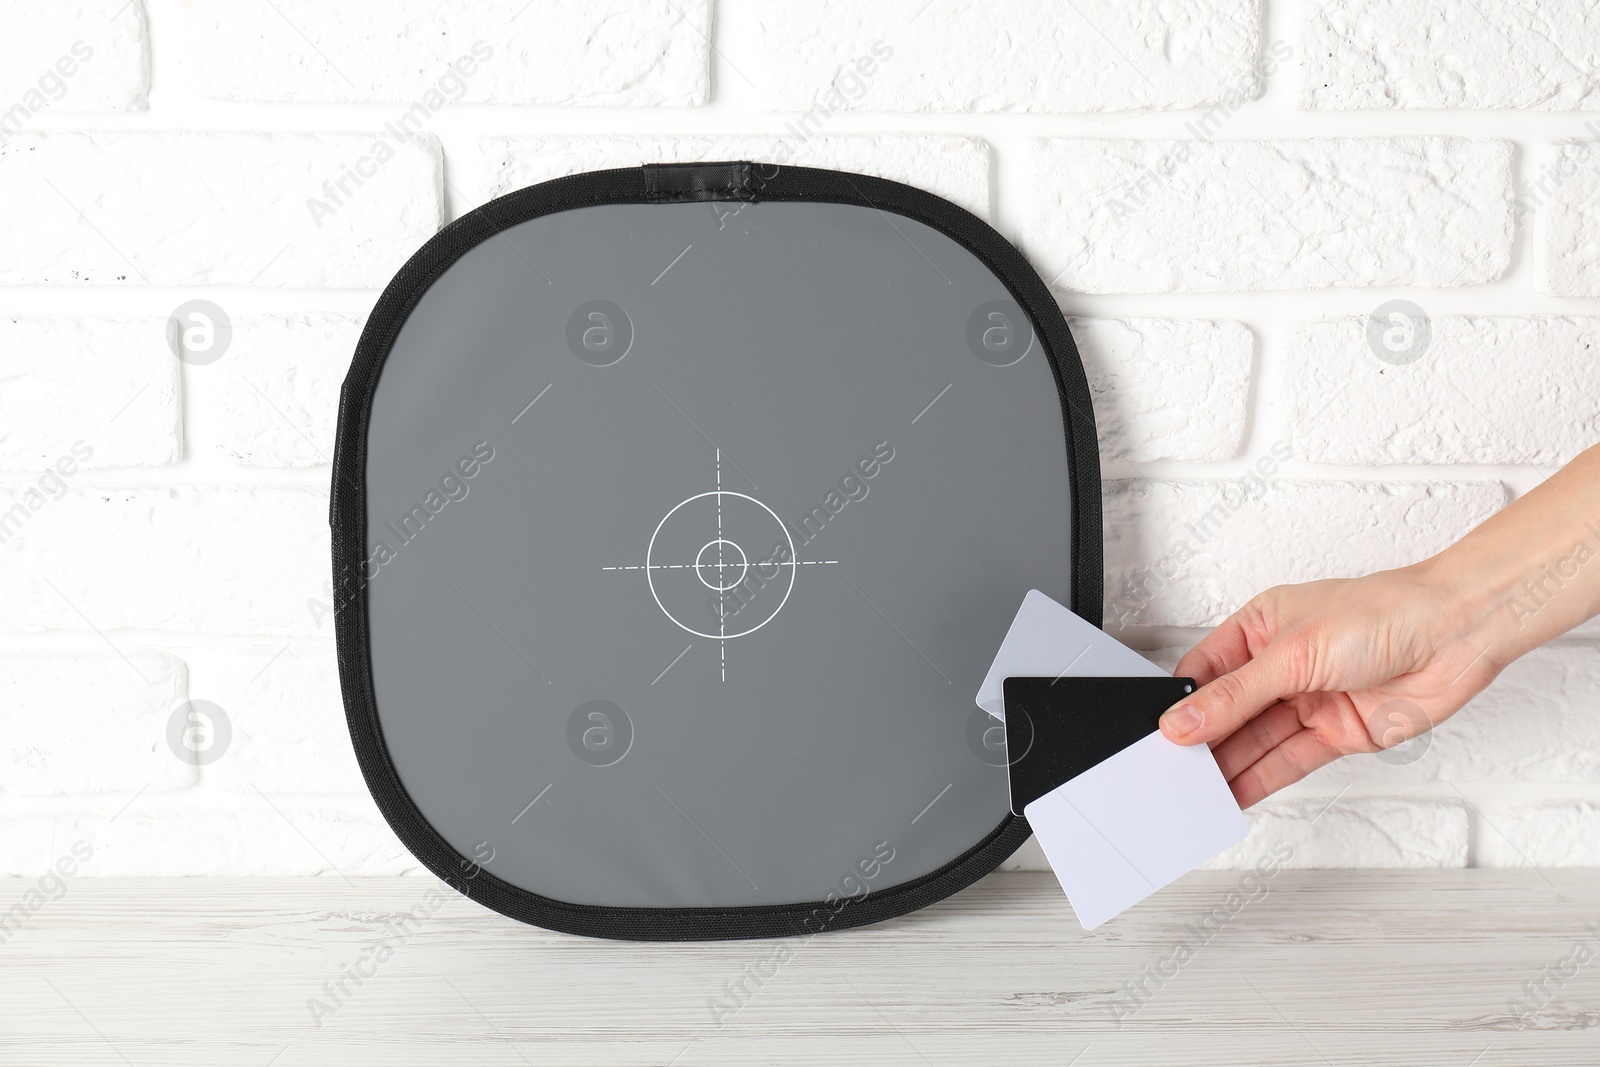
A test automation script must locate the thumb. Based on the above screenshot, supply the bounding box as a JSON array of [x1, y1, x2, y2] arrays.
[[1159, 641, 1303, 746]]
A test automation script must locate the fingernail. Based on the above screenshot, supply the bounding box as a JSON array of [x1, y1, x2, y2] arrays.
[[1162, 704, 1202, 738]]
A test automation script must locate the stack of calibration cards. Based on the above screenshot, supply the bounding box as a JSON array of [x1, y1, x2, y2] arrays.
[[975, 590, 1248, 930]]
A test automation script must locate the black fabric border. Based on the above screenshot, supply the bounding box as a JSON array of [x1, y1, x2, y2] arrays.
[[330, 162, 1103, 941]]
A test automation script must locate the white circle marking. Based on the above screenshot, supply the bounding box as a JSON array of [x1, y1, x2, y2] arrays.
[[645, 491, 796, 640]]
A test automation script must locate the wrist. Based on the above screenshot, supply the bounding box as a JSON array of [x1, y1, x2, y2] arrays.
[[1404, 550, 1501, 624], [1407, 538, 1578, 667]]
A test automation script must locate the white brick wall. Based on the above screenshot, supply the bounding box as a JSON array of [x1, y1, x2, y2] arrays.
[[1, 651, 190, 794], [1205, 798, 1470, 869], [1303, 0, 1600, 110], [1544, 141, 1600, 298], [2, 0, 1598, 878], [722, 0, 1263, 114], [1074, 318, 1252, 463], [185, 646, 365, 796], [1030, 137, 1513, 293], [1103, 479, 1509, 628], [0, 805, 414, 877], [176, 1, 712, 107], [1282, 317, 1600, 467], [0, 316, 181, 469], [191, 314, 363, 468], [0, 0, 148, 115], [0, 132, 441, 287], [1491, 803, 1600, 866], [0, 486, 328, 635]]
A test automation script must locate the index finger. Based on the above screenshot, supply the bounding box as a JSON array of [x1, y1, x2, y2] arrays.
[[1174, 611, 1255, 687]]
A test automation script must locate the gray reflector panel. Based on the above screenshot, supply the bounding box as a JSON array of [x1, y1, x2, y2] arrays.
[[364, 200, 1072, 908]]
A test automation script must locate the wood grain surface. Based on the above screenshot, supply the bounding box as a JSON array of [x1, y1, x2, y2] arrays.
[[3, 871, 1598, 1065]]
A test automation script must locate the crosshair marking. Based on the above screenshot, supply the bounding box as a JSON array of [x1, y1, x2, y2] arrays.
[[646, 490, 795, 642], [601, 449, 843, 682]]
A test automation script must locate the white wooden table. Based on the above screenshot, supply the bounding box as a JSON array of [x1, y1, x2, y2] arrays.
[[4, 871, 1597, 1064]]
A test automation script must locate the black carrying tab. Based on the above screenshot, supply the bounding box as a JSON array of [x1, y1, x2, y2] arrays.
[[642, 161, 761, 203]]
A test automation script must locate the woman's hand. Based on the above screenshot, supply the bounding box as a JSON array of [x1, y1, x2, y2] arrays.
[[1161, 568, 1502, 808], [1158, 442, 1600, 808]]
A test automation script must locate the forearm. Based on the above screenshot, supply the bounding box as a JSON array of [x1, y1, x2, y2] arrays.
[[1410, 442, 1600, 663]]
